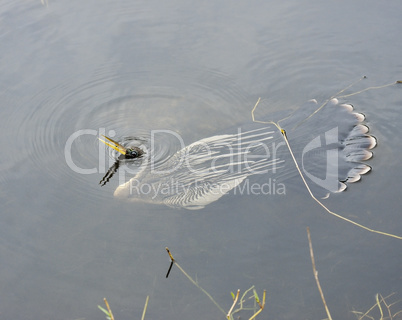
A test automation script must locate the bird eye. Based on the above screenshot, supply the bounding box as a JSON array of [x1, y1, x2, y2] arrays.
[[126, 148, 138, 158]]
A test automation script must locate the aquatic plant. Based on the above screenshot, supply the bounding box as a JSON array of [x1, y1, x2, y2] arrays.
[[352, 293, 402, 320]]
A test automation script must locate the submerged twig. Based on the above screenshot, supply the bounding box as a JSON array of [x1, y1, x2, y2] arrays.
[[338, 79, 400, 99], [164, 247, 226, 315], [165, 247, 175, 278], [293, 77, 400, 129], [292, 76, 367, 129], [232, 286, 256, 315], [307, 227, 332, 320], [164, 248, 266, 319], [351, 292, 402, 320]]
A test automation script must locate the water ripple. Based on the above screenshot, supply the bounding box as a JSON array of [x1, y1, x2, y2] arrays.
[[1, 64, 251, 205]]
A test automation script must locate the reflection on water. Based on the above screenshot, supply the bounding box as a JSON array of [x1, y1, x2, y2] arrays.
[[0, 0, 401, 319]]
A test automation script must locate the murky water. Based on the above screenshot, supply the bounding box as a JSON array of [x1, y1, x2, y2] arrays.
[[1, 1, 401, 319]]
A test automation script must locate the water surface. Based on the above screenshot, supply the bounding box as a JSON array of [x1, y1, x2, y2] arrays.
[[0, 1, 401, 319]]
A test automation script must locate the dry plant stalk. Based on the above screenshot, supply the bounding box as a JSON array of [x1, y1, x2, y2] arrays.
[[104, 297, 115, 320], [99, 296, 149, 320], [227, 289, 240, 319], [165, 247, 267, 320], [307, 227, 332, 320], [165, 247, 226, 315], [141, 295, 150, 320]]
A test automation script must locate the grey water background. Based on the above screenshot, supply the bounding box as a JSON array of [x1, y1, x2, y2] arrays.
[[0, 0, 401, 319]]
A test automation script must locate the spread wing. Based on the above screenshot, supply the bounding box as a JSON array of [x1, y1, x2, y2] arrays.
[[160, 127, 283, 209], [280, 98, 376, 197]]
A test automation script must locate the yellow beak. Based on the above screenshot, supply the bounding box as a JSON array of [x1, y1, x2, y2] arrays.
[[98, 135, 126, 155]]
